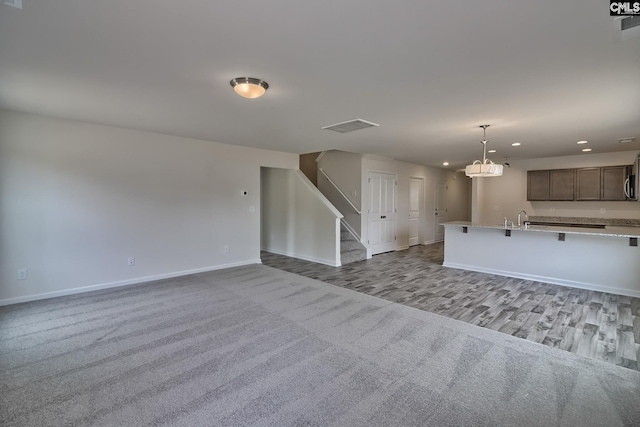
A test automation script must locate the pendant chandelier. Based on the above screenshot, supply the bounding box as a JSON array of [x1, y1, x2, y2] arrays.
[[465, 125, 504, 177]]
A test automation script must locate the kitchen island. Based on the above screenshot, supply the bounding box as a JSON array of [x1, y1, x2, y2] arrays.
[[443, 221, 640, 298]]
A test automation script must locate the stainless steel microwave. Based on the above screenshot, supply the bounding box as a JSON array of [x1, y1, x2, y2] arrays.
[[624, 153, 639, 200]]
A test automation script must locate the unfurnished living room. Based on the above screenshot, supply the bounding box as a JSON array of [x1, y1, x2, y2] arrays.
[[1, 1, 640, 426]]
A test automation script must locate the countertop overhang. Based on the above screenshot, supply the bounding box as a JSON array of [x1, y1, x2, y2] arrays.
[[444, 221, 640, 239]]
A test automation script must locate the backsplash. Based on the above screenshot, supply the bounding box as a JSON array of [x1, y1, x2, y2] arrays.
[[530, 216, 640, 226]]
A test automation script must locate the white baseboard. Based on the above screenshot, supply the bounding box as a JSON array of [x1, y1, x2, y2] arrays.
[[0, 259, 261, 307], [262, 247, 340, 267], [442, 262, 640, 299], [423, 240, 436, 245], [395, 245, 409, 251]]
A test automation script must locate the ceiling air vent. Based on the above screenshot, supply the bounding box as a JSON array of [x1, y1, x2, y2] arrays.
[[2, 0, 22, 9], [321, 119, 380, 134]]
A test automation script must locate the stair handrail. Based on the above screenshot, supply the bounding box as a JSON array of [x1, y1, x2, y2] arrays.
[[318, 168, 361, 215], [341, 218, 361, 241]]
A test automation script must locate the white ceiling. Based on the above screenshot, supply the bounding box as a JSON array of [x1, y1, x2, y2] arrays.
[[1, 0, 639, 169]]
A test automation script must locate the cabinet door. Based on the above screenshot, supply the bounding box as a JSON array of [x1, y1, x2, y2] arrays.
[[527, 170, 550, 201], [601, 166, 627, 201], [549, 169, 575, 200], [576, 168, 600, 200]]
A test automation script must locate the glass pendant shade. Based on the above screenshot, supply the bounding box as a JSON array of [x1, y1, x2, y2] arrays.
[[230, 77, 269, 99], [465, 125, 503, 178]]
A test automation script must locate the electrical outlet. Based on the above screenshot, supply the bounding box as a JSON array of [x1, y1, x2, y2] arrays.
[[600, 208, 606, 214], [17, 268, 27, 280], [223, 246, 229, 254], [128, 257, 135, 266]]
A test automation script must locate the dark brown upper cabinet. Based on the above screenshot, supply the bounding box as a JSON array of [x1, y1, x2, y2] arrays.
[[576, 168, 601, 201], [528, 165, 632, 201], [549, 169, 575, 200], [601, 166, 628, 201], [527, 170, 550, 201]]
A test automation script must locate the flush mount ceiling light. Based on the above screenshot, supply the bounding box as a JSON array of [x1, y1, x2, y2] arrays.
[[230, 77, 269, 99], [465, 125, 504, 178]]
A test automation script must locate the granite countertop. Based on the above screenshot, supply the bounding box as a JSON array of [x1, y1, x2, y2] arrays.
[[529, 216, 640, 227], [444, 221, 640, 238]]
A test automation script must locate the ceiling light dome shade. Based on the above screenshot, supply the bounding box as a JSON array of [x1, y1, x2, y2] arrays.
[[465, 161, 504, 177], [465, 125, 503, 178], [230, 77, 269, 99]]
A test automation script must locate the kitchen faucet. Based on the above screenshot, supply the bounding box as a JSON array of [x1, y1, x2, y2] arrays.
[[517, 210, 528, 227]]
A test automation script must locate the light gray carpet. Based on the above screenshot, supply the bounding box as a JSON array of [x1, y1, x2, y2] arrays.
[[1, 264, 639, 426]]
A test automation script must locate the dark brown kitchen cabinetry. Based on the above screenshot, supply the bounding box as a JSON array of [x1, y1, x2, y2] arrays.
[[549, 169, 575, 200], [528, 165, 631, 201], [576, 168, 601, 201], [601, 166, 628, 201], [527, 170, 550, 201]]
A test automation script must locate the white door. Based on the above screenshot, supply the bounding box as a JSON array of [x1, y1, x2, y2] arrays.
[[435, 180, 448, 242], [408, 177, 422, 246], [368, 172, 397, 255]]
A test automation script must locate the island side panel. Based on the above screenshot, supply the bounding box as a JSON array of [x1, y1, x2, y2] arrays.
[[443, 224, 640, 298]]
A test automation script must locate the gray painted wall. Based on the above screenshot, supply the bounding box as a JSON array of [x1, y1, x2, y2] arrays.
[[0, 109, 298, 304]]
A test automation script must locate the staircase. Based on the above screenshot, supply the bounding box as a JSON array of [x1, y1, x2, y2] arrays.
[[340, 224, 367, 265]]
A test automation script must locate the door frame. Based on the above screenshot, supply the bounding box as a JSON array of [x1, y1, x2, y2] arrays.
[[434, 179, 448, 242], [366, 170, 398, 256], [408, 176, 424, 247]]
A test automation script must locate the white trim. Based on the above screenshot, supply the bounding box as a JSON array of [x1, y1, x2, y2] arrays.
[[395, 245, 409, 251], [409, 176, 425, 248], [262, 248, 341, 267], [0, 260, 261, 307], [296, 170, 343, 218], [319, 168, 362, 215], [442, 262, 640, 299], [315, 151, 327, 163], [340, 218, 361, 241], [423, 240, 436, 245]]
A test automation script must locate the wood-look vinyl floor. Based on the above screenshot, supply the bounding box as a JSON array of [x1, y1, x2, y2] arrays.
[[261, 243, 640, 371]]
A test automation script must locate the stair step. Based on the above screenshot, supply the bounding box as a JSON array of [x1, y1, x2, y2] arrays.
[[341, 240, 362, 251], [340, 230, 354, 240], [341, 248, 366, 265]]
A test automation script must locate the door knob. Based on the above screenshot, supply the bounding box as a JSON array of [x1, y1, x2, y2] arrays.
[[381, 215, 386, 219]]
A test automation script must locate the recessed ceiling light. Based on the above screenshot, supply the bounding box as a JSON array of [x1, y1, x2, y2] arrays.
[[488, 149, 497, 153], [511, 142, 521, 147], [582, 148, 592, 152], [577, 140, 588, 144], [618, 137, 636, 144], [442, 162, 449, 166]]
